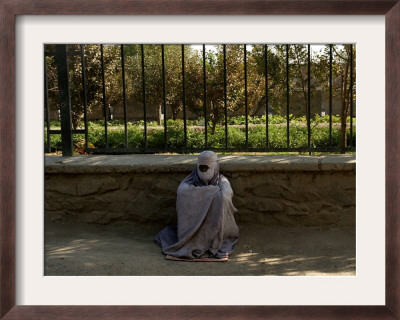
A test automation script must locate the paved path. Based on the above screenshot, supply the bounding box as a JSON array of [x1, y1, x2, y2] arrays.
[[45, 220, 355, 276]]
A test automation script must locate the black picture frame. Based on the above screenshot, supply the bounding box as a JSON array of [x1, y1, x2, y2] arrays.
[[1, 1, 399, 319]]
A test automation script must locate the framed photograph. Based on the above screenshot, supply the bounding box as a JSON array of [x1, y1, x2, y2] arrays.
[[1, 1, 399, 319]]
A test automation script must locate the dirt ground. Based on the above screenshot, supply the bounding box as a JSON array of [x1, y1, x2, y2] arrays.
[[45, 220, 355, 276]]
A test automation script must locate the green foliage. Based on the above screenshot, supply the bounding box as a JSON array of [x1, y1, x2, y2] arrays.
[[46, 44, 356, 153], [45, 116, 356, 153]]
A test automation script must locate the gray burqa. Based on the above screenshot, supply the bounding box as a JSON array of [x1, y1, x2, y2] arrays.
[[155, 151, 239, 259]]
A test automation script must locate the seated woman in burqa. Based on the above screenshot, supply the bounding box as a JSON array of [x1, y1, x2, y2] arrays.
[[155, 151, 239, 261]]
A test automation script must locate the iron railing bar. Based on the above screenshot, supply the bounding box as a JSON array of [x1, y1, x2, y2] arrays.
[[80, 44, 89, 150], [44, 54, 51, 153], [265, 44, 269, 149], [223, 44, 228, 149], [307, 44, 311, 154], [141, 44, 148, 149], [286, 44, 290, 149], [329, 44, 333, 147], [49, 129, 85, 134], [161, 44, 167, 148], [120, 44, 128, 148], [350, 44, 354, 148], [45, 51, 81, 57], [182, 44, 187, 151], [46, 42, 356, 156], [203, 44, 208, 148], [244, 44, 249, 149], [100, 44, 108, 148], [55, 44, 73, 156]]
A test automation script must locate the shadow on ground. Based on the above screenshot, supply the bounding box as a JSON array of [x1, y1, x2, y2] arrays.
[[45, 220, 355, 276]]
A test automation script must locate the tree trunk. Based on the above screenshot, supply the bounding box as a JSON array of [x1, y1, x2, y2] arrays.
[[211, 121, 217, 135], [340, 101, 347, 154], [172, 108, 179, 121], [339, 47, 351, 154]]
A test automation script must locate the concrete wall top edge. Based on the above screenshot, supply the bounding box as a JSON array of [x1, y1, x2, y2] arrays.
[[45, 154, 356, 174]]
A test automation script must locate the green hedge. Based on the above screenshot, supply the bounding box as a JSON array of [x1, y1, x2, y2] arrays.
[[45, 117, 356, 153]]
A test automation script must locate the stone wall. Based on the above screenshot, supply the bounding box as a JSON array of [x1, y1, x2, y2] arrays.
[[45, 155, 355, 227]]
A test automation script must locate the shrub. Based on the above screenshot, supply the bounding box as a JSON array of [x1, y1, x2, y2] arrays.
[[45, 117, 355, 153]]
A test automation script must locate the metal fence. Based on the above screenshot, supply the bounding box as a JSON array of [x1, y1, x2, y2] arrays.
[[44, 44, 355, 156]]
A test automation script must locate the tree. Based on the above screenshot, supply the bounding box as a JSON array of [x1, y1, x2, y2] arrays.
[[317, 45, 356, 151], [249, 45, 289, 117], [188, 45, 250, 134], [45, 43, 356, 151], [123, 44, 202, 121], [45, 44, 123, 129], [46, 44, 203, 126]]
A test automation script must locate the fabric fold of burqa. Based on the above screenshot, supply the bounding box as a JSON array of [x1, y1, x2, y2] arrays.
[[155, 151, 239, 259]]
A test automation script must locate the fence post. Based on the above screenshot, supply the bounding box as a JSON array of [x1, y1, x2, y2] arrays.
[[55, 45, 73, 156]]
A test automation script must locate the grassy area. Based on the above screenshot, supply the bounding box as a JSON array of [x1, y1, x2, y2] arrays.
[[45, 116, 356, 154]]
